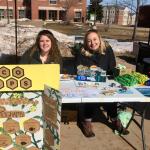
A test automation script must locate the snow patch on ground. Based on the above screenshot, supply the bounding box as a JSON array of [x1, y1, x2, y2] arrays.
[[105, 39, 133, 53], [0, 23, 143, 58]]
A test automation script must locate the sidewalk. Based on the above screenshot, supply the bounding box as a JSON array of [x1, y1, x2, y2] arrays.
[[60, 113, 150, 150]]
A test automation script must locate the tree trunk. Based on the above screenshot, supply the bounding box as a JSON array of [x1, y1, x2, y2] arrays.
[[94, 8, 96, 25], [132, 0, 140, 41]]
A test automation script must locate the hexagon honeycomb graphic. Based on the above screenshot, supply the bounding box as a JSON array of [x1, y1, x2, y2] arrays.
[[12, 67, 24, 79], [6, 78, 18, 90], [3, 119, 20, 134], [24, 118, 40, 133], [0, 66, 10, 78], [20, 77, 32, 89], [0, 79, 4, 89]]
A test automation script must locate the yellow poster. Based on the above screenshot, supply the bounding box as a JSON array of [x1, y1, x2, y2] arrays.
[[0, 64, 60, 91]]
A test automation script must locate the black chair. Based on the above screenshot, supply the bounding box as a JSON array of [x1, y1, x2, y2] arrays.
[[143, 58, 150, 77], [136, 42, 150, 75]]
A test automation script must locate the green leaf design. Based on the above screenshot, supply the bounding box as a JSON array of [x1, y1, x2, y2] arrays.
[[33, 116, 42, 120], [47, 124, 60, 145], [17, 130, 24, 134], [11, 92, 23, 98], [0, 127, 4, 133], [13, 142, 26, 149], [12, 104, 18, 107], [57, 119, 60, 124], [0, 93, 3, 97], [21, 104, 25, 109], [26, 110, 31, 113], [36, 140, 42, 143]]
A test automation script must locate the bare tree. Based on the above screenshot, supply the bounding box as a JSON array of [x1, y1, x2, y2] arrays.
[[117, 0, 147, 41], [114, 0, 118, 24], [118, 0, 136, 13], [132, 0, 140, 41], [60, 0, 78, 24]]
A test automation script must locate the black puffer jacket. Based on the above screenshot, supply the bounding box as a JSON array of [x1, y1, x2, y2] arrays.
[[20, 49, 63, 72], [76, 42, 116, 75]]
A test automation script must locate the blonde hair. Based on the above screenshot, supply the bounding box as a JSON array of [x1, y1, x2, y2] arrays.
[[84, 29, 106, 55]]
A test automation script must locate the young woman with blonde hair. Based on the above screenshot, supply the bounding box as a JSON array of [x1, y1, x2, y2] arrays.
[[76, 29, 129, 137]]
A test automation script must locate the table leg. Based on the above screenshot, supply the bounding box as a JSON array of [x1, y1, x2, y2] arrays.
[[141, 104, 148, 150], [126, 109, 135, 129], [125, 103, 148, 150]]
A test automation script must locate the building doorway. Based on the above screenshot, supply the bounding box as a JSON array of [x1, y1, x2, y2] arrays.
[[48, 10, 57, 21]]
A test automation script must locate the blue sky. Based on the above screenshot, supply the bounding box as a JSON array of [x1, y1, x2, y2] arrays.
[[87, 0, 150, 5]]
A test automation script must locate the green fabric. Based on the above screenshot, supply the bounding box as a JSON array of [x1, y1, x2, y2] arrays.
[[117, 111, 132, 128], [114, 111, 132, 135], [116, 64, 126, 70]]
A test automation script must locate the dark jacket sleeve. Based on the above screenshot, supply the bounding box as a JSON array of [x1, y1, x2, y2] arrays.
[[76, 52, 83, 66], [19, 50, 31, 64], [106, 43, 116, 76], [76, 52, 92, 68]]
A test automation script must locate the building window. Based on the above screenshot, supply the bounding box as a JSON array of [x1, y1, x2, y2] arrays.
[[8, 10, 13, 19], [49, 10, 57, 20], [0, 9, 4, 19], [74, 11, 81, 22], [19, 10, 25, 18], [39, 10, 46, 20], [49, 0, 57, 4], [59, 10, 65, 20], [75, 11, 81, 18]]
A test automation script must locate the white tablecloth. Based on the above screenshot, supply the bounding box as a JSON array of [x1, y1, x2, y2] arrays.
[[60, 79, 150, 103]]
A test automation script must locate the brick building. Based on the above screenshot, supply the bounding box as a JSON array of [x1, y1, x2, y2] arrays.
[[0, 0, 26, 19], [0, 0, 86, 22], [102, 5, 134, 25]]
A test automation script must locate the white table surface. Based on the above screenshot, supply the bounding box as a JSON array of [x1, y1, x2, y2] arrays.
[[60, 79, 150, 103]]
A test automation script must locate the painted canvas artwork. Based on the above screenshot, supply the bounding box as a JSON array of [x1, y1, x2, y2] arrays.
[[0, 86, 61, 150]]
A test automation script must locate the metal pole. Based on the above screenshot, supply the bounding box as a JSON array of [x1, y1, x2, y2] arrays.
[[94, 5, 96, 25], [14, 0, 17, 63], [107, 3, 110, 28], [141, 104, 148, 150], [106, 3, 108, 24], [94, 0, 96, 26], [6, 0, 10, 24], [115, 0, 117, 24], [148, 28, 150, 45]]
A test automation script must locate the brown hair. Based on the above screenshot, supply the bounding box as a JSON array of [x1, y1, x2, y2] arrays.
[[30, 30, 62, 64], [84, 29, 106, 54]]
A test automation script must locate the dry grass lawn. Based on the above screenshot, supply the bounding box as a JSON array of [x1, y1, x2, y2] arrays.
[[18, 20, 149, 42], [45, 22, 149, 42]]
